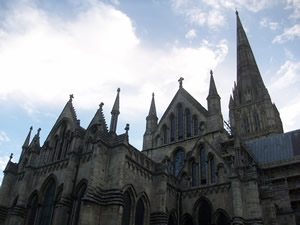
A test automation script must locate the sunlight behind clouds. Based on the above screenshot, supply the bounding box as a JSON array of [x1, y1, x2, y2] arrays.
[[0, 1, 229, 120]]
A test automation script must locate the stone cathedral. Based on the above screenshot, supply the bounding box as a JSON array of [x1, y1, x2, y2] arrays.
[[1, 12, 300, 225]]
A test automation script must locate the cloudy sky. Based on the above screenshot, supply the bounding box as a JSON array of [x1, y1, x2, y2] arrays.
[[0, 0, 300, 182]]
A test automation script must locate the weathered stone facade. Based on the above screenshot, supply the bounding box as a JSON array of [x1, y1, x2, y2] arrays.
[[0, 12, 299, 225]]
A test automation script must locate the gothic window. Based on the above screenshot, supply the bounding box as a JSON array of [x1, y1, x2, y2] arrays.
[[71, 183, 87, 225], [173, 150, 185, 177], [122, 191, 132, 225], [39, 180, 56, 225], [192, 162, 199, 187], [243, 117, 250, 133], [57, 124, 67, 160], [26, 194, 39, 225], [52, 138, 59, 161], [254, 114, 260, 131], [178, 105, 184, 140], [193, 117, 199, 136], [200, 147, 207, 185], [163, 125, 169, 145], [216, 212, 230, 225], [170, 115, 175, 142], [168, 213, 176, 225], [210, 157, 216, 184], [167, 160, 173, 174], [198, 200, 211, 225], [134, 199, 145, 225], [186, 110, 191, 138]]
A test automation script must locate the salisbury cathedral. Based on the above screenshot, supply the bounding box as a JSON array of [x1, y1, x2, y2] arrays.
[[0, 12, 299, 225]]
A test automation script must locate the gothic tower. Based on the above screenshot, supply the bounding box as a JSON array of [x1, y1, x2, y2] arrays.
[[229, 11, 283, 141]]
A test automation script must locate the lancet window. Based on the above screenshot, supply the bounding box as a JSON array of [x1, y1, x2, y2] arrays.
[[210, 157, 216, 184], [192, 162, 198, 187], [200, 147, 206, 184], [122, 191, 132, 225], [39, 180, 56, 225], [135, 199, 145, 225], [193, 116, 199, 136], [186, 109, 191, 138], [173, 149, 185, 177], [170, 115, 175, 142], [178, 104, 184, 140]]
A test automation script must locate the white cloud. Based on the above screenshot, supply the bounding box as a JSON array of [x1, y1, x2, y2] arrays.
[[270, 60, 300, 90], [280, 95, 300, 131], [259, 17, 279, 31], [0, 1, 229, 126], [0, 131, 10, 143], [273, 24, 300, 43], [285, 0, 300, 19], [185, 29, 197, 39]]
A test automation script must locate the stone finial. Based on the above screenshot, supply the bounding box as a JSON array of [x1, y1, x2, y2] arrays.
[[125, 123, 130, 134], [178, 77, 184, 88], [37, 128, 41, 136], [210, 69, 213, 76], [99, 102, 104, 110], [117, 88, 120, 93], [69, 94, 74, 102], [9, 153, 13, 161]]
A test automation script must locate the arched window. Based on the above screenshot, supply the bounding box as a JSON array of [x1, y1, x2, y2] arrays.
[[182, 214, 194, 225], [193, 117, 199, 136], [192, 162, 198, 187], [57, 124, 67, 160], [52, 138, 59, 161], [122, 191, 132, 225], [216, 211, 230, 225], [173, 150, 185, 177], [243, 117, 250, 133], [26, 194, 39, 225], [135, 199, 145, 225], [163, 125, 169, 145], [170, 115, 175, 142], [178, 105, 184, 140], [198, 200, 211, 225], [71, 183, 87, 225], [200, 147, 206, 185], [168, 213, 176, 225], [186, 110, 191, 138], [254, 113, 260, 131], [210, 157, 216, 184], [39, 180, 56, 225]]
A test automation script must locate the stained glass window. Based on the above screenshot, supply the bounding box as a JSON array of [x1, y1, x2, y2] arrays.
[[200, 148, 206, 184], [173, 150, 185, 177], [210, 157, 216, 184], [186, 110, 191, 138], [178, 105, 184, 140], [39, 181, 56, 225], [193, 117, 199, 136], [26, 195, 38, 225], [134, 199, 145, 225], [192, 162, 198, 187], [170, 115, 175, 142], [122, 191, 131, 225]]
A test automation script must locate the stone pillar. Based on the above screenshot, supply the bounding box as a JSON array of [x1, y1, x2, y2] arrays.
[[231, 174, 245, 225], [78, 201, 101, 225], [6, 206, 26, 225]]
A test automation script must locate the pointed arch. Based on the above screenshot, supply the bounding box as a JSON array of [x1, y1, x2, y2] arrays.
[[38, 176, 57, 225], [185, 109, 192, 138], [70, 180, 87, 225], [173, 147, 185, 177], [199, 146, 207, 184], [167, 210, 177, 225], [25, 191, 39, 225], [170, 114, 176, 142], [193, 197, 213, 225], [135, 193, 150, 225], [163, 125, 169, 145], [122, 184, 137, 225], [207, 153, 216, 184], [182, 213, 194, 225], [177, 104, 184, 140], [214, 209, 230, 225], [193, 116, 199, 136]]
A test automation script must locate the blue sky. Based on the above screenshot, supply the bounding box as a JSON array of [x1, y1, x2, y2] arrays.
[[0, 0, 300, 183]]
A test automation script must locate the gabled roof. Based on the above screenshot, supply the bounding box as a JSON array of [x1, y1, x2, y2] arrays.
[[158, 87, 208, 127], [87, 102, 108, 134]]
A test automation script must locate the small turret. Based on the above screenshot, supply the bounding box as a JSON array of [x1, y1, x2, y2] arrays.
[[207, 70, 221, 116], [206, 70, 223, 133], [143, 93, 158, 150], [110, 88, 120, 133]]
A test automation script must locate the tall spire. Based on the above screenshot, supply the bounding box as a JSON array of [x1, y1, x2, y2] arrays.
[[236, 11, 264, 86], [148, 93, 157, 117], [110, 88, 120, 133], [208, 70, 219, 97], [22, 126, 33, 148], [143, 93, 158, 150]]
